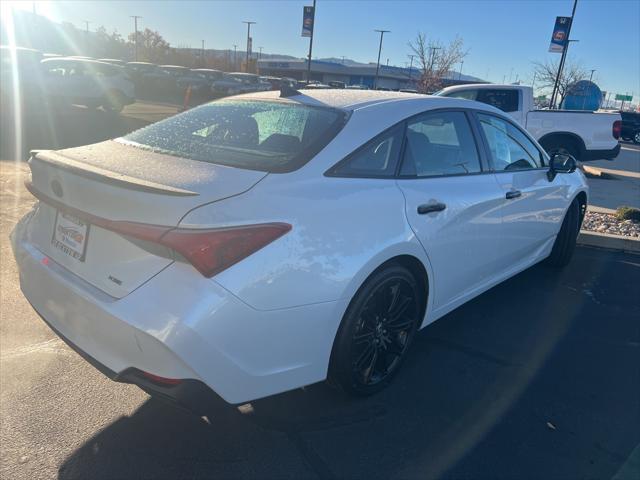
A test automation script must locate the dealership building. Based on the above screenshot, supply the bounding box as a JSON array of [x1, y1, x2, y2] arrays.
[[257, 58, 486, 90]]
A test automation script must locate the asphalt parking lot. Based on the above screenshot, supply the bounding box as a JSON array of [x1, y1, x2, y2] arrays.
[[1, 107, 639, 480]]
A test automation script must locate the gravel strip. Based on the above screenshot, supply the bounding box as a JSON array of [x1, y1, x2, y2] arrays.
[[582, 211, 640, 238]]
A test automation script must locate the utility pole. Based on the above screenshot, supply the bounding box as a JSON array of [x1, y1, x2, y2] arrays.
[[258, 46, 263, 60], [306, 0, 317, 83], [130, 15, 142, 61], [458, 60, 464, 81], [233, 44, 237, 71], [243, 21, 256, 73], [374, 29, 390, 90], [201, 40, 205, 67], [580, 68, 596, 110], [84, 20, 90, 33], [408, 54, 415, 81], [550, 0, 579, 109]]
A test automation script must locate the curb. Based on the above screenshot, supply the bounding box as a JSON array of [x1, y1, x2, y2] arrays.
[[580, 165, 613, 179], [577, 230, 640, 253]]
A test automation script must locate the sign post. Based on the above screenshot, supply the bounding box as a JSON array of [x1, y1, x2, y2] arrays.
[[550, 0, 579, 109], [302, 2, 316, 83], [616, 93, 633, 110]]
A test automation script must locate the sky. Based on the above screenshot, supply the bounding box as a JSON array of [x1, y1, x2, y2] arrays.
[[4, 0, 640, 100]]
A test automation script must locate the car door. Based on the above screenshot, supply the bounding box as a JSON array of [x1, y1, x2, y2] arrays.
[[475, 112, 571, 269], [395, 110, 506, 313]]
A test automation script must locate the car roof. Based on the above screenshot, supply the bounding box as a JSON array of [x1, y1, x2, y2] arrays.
[[440, 83, 532, 93], [231, 89, 508, 117], [160, 64, 188, 69], [235, 89, 424, 110]]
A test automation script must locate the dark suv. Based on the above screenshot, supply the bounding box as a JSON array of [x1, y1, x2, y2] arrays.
[[620, 111, 640, 144]]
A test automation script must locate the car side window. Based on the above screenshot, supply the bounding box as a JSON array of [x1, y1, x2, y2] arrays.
[[476, 89, 519, 113], [328, 124, 403, 177], [400, 111, 481, 177], [445, 89, 478, 101], [478, 113, 544, 170]]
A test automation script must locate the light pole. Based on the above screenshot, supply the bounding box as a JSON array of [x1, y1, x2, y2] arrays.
[[458, 61, 464, 81], [258, 46, 263, 60], [83, 20, 90, 33], [580, 68, 596, 110], [130, 15, 142, 61], [233, 44, 237, 71], [373, 29, 390, 90], [242, 21, 256, 73], [201, 39, 205, 67]]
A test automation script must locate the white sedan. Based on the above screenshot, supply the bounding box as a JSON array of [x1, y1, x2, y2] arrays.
[[11, 90, 588, 408]]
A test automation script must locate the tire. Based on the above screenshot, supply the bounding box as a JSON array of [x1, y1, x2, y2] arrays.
[[545, 200, 581, 268], [103, 90, 126, 113], [328, 264, 422, 396], [634, 131, 640, 144], [541, 138, 580, 161]]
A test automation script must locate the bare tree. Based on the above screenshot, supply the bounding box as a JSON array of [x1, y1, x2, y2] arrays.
[[128, 28, 170, 63], [408, 33, 468, 93], [532, 57, 588, 106]]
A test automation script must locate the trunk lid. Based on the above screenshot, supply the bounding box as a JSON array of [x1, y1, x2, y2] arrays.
[[25, 140, 267, 298]]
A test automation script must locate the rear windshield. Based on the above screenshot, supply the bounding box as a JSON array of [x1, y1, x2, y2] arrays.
[[119, 100, 346, 172]]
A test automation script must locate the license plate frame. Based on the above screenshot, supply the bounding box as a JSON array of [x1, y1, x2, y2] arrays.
[[51, 210, 90, 262]]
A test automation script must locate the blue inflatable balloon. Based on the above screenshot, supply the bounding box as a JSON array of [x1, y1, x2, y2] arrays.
[[561, 80, 602, 111]]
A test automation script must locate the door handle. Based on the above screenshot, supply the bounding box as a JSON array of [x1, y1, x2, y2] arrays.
[[505, 190, 522, 200], [417, 202, 447, 214]]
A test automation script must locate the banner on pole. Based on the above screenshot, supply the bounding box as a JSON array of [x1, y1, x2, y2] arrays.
[[549, 16, 571, 53], [302, 6, 315, 37]]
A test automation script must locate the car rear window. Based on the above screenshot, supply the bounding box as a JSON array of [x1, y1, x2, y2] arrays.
[[119, 99, 347, 173]]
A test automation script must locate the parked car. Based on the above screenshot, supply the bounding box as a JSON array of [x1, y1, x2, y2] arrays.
[[226, 72, 271, 93], [437, 84, 621, 162], [211, 72, 272, 98], [177, 68, 224, 93], [12, 90, 588, 409], [125, 62, 174, 95], [40, 58, 134, 112], [305, 81, 331, 89], [0, 46, 44, 111], [328, 80, 346, 89], [97, 58, 126, 67], [620, 111, 640, 144], [259, 76, 283, 90]]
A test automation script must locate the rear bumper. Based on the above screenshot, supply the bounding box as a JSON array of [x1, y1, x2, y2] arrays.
[[11, 214, 344, 405], [31, 301, 222, 413], [583, 143, 621, 161]]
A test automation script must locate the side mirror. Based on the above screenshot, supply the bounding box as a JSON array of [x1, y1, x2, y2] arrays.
[[547, 153, 577, 181]]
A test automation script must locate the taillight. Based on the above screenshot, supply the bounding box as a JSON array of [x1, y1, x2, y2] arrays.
[[613, 120, 622, 139], [23, 181, 291, 277], [159, 223, 291, 277]]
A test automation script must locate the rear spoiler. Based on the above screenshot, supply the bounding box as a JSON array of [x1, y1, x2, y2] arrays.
[[29, 150, 199, 197]]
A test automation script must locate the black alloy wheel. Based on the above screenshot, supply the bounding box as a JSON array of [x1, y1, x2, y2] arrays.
[[330, 265, 421, 395]]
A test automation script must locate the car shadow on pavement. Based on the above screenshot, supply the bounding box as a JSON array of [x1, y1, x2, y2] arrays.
[[57, 248, 640, 480], [1, 104, 149, 161]]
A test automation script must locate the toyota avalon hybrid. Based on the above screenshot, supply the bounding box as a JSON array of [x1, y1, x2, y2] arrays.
[[11, 89, 588, 408]]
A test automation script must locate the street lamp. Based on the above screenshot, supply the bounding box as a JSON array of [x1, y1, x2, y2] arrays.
[[373, 29, 390, 90], [242, 21, 256, 73], [130, 15, 142, 61]]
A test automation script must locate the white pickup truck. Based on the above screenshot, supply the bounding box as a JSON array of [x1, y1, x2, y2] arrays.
[[436, 84, 621, 162]]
